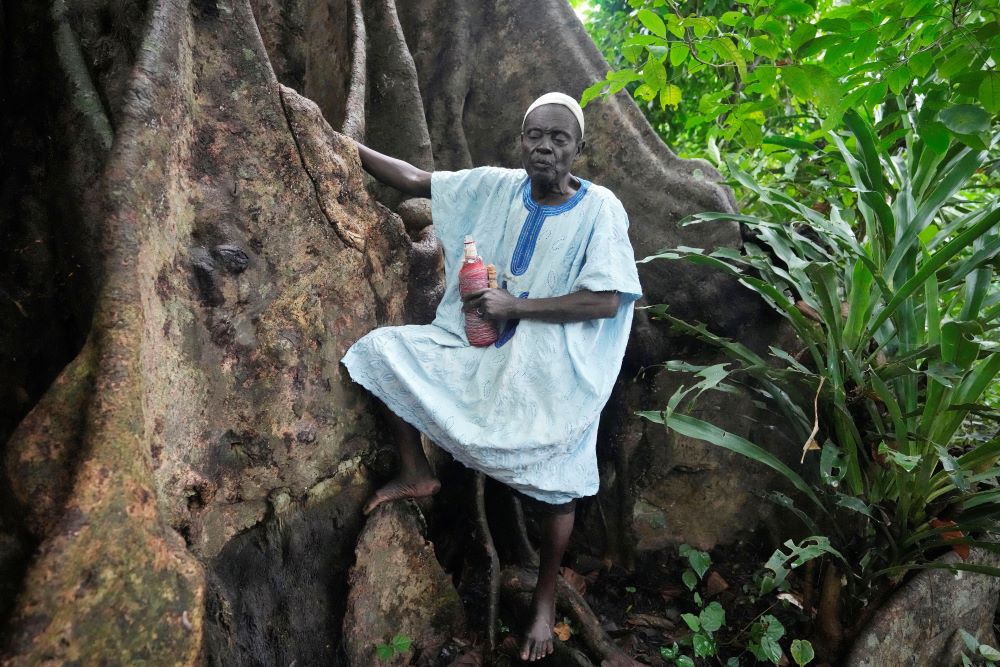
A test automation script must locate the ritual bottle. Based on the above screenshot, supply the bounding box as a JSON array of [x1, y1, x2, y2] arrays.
[[458, 236, 498, 347]]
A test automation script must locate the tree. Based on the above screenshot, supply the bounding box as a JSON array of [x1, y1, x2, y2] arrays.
[[0, 0, 783, 664]]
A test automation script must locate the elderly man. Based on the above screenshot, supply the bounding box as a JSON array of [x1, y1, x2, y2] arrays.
[[342, 92, 642, 662]]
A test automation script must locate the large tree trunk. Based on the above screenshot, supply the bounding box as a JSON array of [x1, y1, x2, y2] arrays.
[[0, 0, 790, 663]]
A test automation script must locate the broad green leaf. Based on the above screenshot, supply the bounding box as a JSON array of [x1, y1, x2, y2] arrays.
[[693, 632, 717, 658], [782, 66, 814, 101], [391, 634, 413, 653], [580, 81, 606, 108], [938, 48, 975, 80], [918, 120, 950, 154], [773, 0, 811, 18], [750, 35, 781, 59], [790, 23, 817, 52], [643, 58, 667, 90], [376, 644, 394, 660], [878, 443, 920, 472], [685, 546, 712, 578], [637, 9, 666, 38], [720, 10, 744, 26], [669, 44, 689, 67], [660, 84, 682, 109], [741, 120, 764, 147], [910, 49, 934, 77], [978, 72, 1000, 114], [681, 612, 701, 631], [686, 16, 713, 38], [852, 30, 878, 65], [677, 656, 696, 667], [634, 83, 656, 101], [980, 645, 1000, 661], [939, 105, 992, 135], [791, 639, 816, 666], [699, 601, 725, 632], [761, 635, 783, 664], [682, 568, 698, 590], [887, 65, 912, 94]]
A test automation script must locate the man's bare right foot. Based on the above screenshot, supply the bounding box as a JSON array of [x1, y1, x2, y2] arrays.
[[363, 475, 441, 515]]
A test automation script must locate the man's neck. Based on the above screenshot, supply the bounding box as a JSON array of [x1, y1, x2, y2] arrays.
[[530, 174, 579, 205]]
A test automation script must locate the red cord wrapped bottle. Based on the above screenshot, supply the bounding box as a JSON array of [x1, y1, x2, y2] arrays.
[[458, 236, 498, 347]]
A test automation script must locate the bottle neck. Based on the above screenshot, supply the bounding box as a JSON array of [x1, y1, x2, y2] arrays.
[[463, 240, 478, 261]]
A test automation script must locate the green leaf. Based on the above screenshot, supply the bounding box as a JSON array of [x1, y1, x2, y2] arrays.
[[682, 568, 698, 590], [686, 548, 712, 579], [720, 11, 743, 26], [637, 9, 666, 38], [981, 645, 1000, 661], [852, 31, 878, 66], [677, 656, 696, 667], [699, 601, 726, 632], [887, 65, 911, 95], [670, 44, 689, 67], [879, 443, 921, 472], [644, 58, 667, 91], [761, 635, 783, 664], [790, 24, 817, 52], [910, 49, 934, 77], [781, 66, 813, 101], [660, 84, 682, 109], [918, 120, 950, 154], [750, 35, 781, 60], [961, 630, 981, 654], [376, 644, 395, 660], [391, 634, 412, 653], [580, 80, 606, 108], [681, 613, 701, 631], [741, 120, 763, 147], [791, 639, 815, 665], [978, 72, 1000, 114], [762, 615, 786, 642], [693, 632, 717, 658], [773, 0, 811, 18]]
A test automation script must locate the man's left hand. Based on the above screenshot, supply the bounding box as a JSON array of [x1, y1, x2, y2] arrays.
[[461, 288, 519, 321]]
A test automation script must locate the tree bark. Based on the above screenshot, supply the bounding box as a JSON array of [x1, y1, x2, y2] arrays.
[[0, 0, 779, 663]]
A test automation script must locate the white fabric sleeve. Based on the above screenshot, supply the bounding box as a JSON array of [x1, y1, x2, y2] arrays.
[[571, 196, 643, 303]]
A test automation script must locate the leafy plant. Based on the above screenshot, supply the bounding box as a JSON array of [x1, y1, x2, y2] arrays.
[[961, 629, 1000, 667], [663, 544, 816, 665], [375, 633, 413, 661], [638, 105, 1000, 632]]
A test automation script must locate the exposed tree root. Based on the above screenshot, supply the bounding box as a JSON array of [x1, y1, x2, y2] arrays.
[[509, 491, 539, 567], [500, 566, 641, 667], [475, 473, 500, 655]]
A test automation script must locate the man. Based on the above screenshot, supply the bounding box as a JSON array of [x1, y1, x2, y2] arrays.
[[342, 92, 642, 662]]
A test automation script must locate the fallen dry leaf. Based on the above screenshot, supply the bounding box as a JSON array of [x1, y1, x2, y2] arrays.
[[554, 622, 572, 641], [930, 518, 969, 560], [705, 571, 730, 597]]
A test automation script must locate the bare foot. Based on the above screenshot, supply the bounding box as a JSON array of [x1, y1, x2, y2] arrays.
[[363, 474, 441, 515], [520, 600, 555, 662]]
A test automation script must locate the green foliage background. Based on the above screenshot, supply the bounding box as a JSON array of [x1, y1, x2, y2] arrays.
[[574, 0, 1000, 658], [574, 0, 999, 210]]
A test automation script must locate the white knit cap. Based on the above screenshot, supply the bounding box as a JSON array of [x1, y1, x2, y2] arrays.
[[522, 92, 585, 138]]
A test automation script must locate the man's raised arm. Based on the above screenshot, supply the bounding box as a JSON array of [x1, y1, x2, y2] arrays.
[[355, 142, 432, 198]]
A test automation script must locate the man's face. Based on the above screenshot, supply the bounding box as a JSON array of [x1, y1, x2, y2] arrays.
[[520, 104, 583, 187]]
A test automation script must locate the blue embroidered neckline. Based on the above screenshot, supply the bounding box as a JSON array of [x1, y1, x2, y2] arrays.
[[520, 175, 591, 214], [509, 176, 590, 276]]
